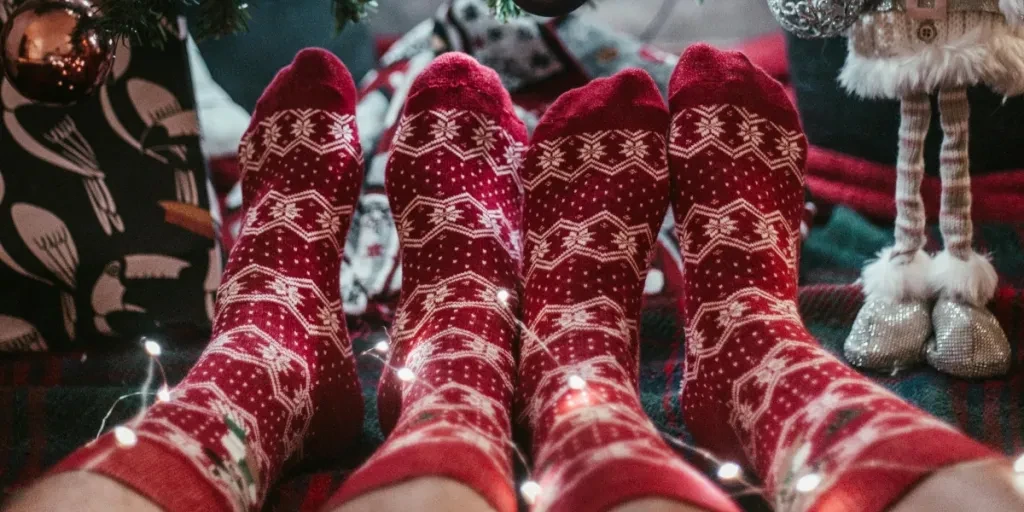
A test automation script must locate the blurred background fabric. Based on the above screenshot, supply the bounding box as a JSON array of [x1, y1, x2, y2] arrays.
[[190, 0, 779, 114]]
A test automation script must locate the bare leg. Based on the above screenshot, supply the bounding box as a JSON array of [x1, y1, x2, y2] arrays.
[[5, 473, 161, 512], [328, 478, 496, 512], [891, 460, 1024, 512], [6, 474, 499, 512]]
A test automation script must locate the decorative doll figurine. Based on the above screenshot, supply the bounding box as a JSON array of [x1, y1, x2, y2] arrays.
[[767, 0, 1024, 378]]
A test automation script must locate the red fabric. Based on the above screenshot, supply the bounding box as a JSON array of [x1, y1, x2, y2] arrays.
[[518, 69, 739, 512], [51, 48, 366, 511], [667, 44, 997, 512], [328, 54, 526, 512], [807, 147, 1024, 223], [733, 32, 789, 84]]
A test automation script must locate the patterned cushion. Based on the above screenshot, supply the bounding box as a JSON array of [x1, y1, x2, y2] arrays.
[[0, 9, 219, 352]]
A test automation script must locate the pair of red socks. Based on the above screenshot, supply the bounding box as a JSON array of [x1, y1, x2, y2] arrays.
[[52, 46, 997, 512]]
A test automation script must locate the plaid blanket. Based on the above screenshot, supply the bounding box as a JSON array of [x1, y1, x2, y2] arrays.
[[4, 4, 1024, 509]]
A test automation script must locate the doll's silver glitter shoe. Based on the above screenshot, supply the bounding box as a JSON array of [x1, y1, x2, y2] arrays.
[[926, 298, 1010, 378], [845, 299, 929, 371], [844, 248, 932, 372], [925, 250, 1010, 378]]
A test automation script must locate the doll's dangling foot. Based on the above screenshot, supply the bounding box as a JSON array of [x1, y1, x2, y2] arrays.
[[844, 93, 933, 373], [924, 87, 1010, 379], [845, 248, 933, 372], [927, 250, 1010, 378]]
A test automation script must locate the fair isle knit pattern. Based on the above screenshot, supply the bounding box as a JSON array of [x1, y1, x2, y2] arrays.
[[519, 69, 739, 512], [668, 44, 995, 512], [52, 49, 366, 512], [328, 54, 527, 512]]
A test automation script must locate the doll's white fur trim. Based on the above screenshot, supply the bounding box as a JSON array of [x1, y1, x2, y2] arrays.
[[839, 21, 1024, 99], [1001, 0, 1024, 26], [861, 247, 933, 302], [929, 250, 998, 307]]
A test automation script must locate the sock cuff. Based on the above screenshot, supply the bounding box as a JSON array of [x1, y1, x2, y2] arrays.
[[50, 433, 235, 512], [801, 428, 997, 512]]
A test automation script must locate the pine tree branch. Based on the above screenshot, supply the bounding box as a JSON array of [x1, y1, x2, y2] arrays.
[[488, 0, 523, 21], [331, 0, 377, 32], [193, 0, 250, 40], [84, 0, 180, 47]]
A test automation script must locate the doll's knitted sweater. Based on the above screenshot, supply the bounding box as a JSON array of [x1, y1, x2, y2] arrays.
[[769, 0, 1024, 99]]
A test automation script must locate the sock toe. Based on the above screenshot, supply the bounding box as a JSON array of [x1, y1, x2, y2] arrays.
[[405, 52, 523, 134], [669, 43, 797, 127], [535, 68, 667, 138], [253, 48, 357, 118]]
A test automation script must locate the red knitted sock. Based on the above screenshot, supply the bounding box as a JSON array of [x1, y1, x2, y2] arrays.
[[50, 49, 364, 511], [326, 53, 527, 512], [668, 44, 997, 512], [517, 69, 740, 512]]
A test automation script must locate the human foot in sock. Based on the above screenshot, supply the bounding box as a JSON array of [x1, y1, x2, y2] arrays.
[[326, 53, 527, 512], [49, 48, 365, 511], [517, 69, 739, 512], [668, 43, 1001, 512]]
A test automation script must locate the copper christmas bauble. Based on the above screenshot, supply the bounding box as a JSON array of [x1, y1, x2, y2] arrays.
[[1, 0, 114, 105], [513, 0, 589, 17]]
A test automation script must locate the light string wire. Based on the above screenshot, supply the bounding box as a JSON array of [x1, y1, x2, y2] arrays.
[[96, 199, 1024, 507]]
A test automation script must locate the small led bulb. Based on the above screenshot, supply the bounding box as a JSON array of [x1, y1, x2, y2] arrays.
[[795, 473, 822, 493], [157, 386, 172, 402], [520, 480, 541, 505], [397, 367, 416, 382], [567, 375, 586, 390], [496, 289, 510, 304], [143, 340, 162, 357], [374, 340, 390, 353], [1014, 454, 1024, 473], [114, 426, 138, 448], [717, 462, 741, 480]]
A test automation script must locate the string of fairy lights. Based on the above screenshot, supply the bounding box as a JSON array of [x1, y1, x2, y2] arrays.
[[95, 185, 1024, 508], [104, 284, 774, 507], [103, 279, 1024, 508]]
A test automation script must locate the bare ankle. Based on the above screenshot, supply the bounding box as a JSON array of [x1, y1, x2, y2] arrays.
[[5, 472, 161, 512], [327, 477, 496, 512], [889, 459, 1024, 512], [610, 497, 714, 512]]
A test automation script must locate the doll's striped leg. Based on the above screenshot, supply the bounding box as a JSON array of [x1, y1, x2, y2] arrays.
[[844, 93, 933, 371], [925, 86, 1010, 378]]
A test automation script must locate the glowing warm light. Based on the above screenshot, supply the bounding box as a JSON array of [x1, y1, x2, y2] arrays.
[[143, 339, 162, 357], [114, 426, 138, 447], [374, 340, 390, 353], [795, 473, 822, 493], [567, 375, 586, 390], [717, 462, 741, 480], [397, 367, 416, 382], [1014, 454, 1024, 473], [157, 386, 171, 402], [520, 480, 541, 504], [496, 289, 510, 303]]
